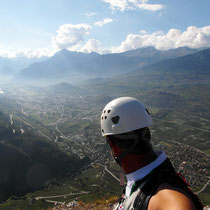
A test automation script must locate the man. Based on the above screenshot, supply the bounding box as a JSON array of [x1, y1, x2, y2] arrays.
[[100, 97, 203, 210]]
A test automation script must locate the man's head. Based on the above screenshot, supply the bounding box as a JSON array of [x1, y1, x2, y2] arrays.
[[101, 97, 152, 136], [100, 97, 153, 168]]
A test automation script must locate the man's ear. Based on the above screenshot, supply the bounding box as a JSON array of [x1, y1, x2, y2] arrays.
[[141, 127, 151, 142]]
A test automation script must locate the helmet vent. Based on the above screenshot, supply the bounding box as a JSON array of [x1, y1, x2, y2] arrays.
[[102, 129, 104, 133], [111, 116, 120, 124], [107, 110, 111, 113], [101, 117, 103, 120], [105, 116, 107, 119], [104, 110, 106, 113]]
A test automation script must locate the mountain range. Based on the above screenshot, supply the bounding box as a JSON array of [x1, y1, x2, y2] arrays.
[[0, 56, 47, 78], [134, 48, 210, 74], [74, 48, 209, 96], [14, 47, 201, 85]]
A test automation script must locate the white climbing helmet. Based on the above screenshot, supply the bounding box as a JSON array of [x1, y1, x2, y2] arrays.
[[100, 97, 153, 136]]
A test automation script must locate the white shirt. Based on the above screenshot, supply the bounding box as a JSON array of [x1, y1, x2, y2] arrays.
[[125, 151, 167, 198]]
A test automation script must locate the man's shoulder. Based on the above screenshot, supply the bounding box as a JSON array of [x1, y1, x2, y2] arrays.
[[148, 183, 197, 210]]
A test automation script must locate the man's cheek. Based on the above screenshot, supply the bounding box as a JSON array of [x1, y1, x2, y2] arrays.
[[111, 145, 122, 156]]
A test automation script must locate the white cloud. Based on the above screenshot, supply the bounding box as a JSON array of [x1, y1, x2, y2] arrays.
[[0, 23, 94, 58], [2, 25, 210, 58], [94, 18, 113, 27], [50, 24, 107, 54], [86, 12, 97, 17], [0, 51, 15, 58], [111, 26, 210, 52], [81, 39, 102, 53], [136, 3, 164, 11], [0, 44, 15, 58], [103, 0, 164, 11], [0, 47, 54, 58], [129, 0, 164, 11], [52, 24, 92, 51], [140, 30, 147, 34], [0, 23, 102, 58], [16, 48, 54, 58], [63, 38, 108, 54], [103, 0, 129, 11]]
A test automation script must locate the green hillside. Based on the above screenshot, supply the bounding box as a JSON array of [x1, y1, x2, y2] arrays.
[[0, 109, 90, 203]]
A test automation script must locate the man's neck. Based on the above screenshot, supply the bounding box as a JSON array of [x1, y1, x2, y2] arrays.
[[121, 150, 158, 174]]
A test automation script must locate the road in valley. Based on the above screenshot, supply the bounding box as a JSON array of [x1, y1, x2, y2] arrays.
[[195, 177, 210, 194], [35, 191, 89, 200]]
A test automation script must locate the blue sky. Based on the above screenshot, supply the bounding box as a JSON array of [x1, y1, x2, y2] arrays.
[[0, 0, 210, 57]]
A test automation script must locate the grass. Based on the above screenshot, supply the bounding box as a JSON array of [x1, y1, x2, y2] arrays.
[[198, 191, 210, 206], [47, 195, 119, 210], [159, 141, 173, 148], [0, 199, 52, 210], [204, 149, 210, 155], [57, 120, 90, 135]]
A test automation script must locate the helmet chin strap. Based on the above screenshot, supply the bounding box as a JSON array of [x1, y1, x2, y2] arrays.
[[112, 152, 122, 165], [112, 138, 139, 167], [111, 138, 139, 186]]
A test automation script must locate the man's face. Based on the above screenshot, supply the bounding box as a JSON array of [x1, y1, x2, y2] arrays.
[[106, 133, 138, 158], [107, 133, 138, 150], [106, 137, 123, 158], [106, 135, 146, 174]]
